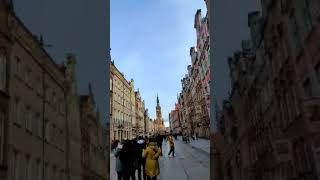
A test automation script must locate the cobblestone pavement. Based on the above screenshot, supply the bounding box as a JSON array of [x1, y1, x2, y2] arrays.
[[110, 138, 209, 180]]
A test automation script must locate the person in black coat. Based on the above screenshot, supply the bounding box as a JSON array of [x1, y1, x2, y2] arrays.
[[156, 135, 163, 156], [121, 140, 136, 180], [136, 136, 147, 180]]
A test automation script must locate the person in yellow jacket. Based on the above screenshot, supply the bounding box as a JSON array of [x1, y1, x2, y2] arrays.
[[168, 135, 175, 157], [142, 138, 161, 180]]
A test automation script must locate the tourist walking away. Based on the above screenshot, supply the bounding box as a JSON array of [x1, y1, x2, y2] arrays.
[[191, 133, 195, 140], [196, 133, 198, 140], [143, 138, 161, 180], [121, 140, 136, 180], [156, 134, 163, 156], [137, 136, 147, 180], [168, 135, 175, 157], [115, 141, 124, 180]]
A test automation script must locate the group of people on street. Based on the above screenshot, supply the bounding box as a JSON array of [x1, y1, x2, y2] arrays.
[[182, 133, 199, 143], [113, 134, 175, 180]]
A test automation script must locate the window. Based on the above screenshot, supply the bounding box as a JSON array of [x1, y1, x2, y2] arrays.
[[13, 152, 20, 180], [60, 99, 65, 114], [303, 79, 312, 98], [0, 55, 6, 90], [14, 98, 22, 126], [45, 163, 50, 180], [0, 111, 4, 162], [302, 0, 313, 33], [15, 57, 21, 75], [52, 92, 56, 107], [35, 160, 41, 180], [51, 124, 56, 144], [26, 107, 32, 132], [289, 14, 302, 56], [52, 166, 57, 180], [25, 66, 31, 84], [25, 156, 30, 180], [46, 122, 51, 142], [110, 78, 113, 91], [37, 114, 43, 138], [36, 76, 42, 95], [60, 170, 65, 180]]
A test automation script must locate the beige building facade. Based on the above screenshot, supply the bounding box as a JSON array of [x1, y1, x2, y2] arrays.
[[129, 79, 137, 138], [135, 90, 145, 137], [6, 12, 70, 180], [110, 61, 133, 141], [0, 2, 108, 180]]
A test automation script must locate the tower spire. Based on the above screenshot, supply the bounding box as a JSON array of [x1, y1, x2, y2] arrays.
[[157, 94, 159, 104]]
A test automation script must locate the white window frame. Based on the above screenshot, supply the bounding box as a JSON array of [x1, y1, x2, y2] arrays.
[[110, 78, 113, 91]]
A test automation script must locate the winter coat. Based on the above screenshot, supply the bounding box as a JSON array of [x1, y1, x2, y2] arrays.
[[137, 139, 146, 161], [121, 142, 136, 172], [168, 136, 174, 147], [114, 148, 123, 172], [142, 142, 161, 178]]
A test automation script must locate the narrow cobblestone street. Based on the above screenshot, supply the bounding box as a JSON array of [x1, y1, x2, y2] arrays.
[[110, 137, 209, 180]]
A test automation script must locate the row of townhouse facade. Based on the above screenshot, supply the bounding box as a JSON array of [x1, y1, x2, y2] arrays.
[[109, 61, 154, 141], [217, 0, 320, 179], [0, 1, 108, 180], [169, 7, 210, 138]]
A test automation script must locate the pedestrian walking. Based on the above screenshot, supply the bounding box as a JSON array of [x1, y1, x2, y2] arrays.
[[115, 141, 124, 180], [137, 136, 147, 180], [121, 140, 136, 180], [156, 135, 163, 156], [196, 133, 198, 140], [142, 138, 161, 180], [168, 135, 175, 157]]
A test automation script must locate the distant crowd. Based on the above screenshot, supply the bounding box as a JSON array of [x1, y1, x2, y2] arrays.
[[111, 134, 175, 180], [111, 132, 202, 180]]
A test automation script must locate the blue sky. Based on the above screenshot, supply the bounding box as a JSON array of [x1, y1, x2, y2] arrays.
[[111, 0, 207, 127]]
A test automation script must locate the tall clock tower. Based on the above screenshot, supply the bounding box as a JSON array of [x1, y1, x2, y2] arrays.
[[155, 94, 164, 134], [156, 94, 162, 120]]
